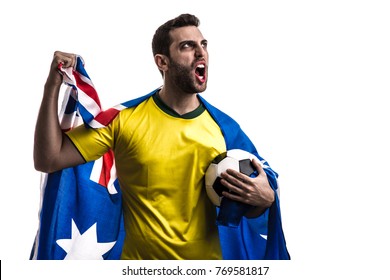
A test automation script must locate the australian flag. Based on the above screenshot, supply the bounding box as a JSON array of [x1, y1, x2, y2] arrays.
[[30, 57, 289, 260], [30, 57, 126, 260]]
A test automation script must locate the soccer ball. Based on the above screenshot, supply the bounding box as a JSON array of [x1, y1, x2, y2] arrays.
[[205, 149, 259, 206]]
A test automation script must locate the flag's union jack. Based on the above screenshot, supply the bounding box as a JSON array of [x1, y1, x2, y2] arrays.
[[57, 57, 122, 193]]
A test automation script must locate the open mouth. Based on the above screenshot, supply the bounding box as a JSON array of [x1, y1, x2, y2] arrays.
[[195, 64, 206, 83]]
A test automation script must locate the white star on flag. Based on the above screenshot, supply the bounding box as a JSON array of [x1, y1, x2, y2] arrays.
[[56, 219, 116, 260]]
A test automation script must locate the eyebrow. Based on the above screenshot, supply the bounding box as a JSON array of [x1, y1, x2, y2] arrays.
[[179, 39, 208, 47]]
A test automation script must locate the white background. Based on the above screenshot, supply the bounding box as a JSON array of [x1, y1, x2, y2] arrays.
[[1, 0, 389, 279]]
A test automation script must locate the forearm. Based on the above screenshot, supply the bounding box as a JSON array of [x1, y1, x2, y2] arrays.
[[34, 51, 86, 173], [33, 79, 64, 172]]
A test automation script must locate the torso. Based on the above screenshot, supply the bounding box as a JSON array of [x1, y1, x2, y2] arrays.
[[67, 95, 226, 259]]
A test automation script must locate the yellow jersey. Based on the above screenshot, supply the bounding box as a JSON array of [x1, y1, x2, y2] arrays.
[[66, 93, 226, 259]]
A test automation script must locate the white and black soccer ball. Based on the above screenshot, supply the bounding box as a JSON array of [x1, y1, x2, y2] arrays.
[[205, 149, 260, 206]]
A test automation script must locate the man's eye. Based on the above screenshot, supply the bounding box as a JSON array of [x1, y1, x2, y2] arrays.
[[183, 42, 194, 48]]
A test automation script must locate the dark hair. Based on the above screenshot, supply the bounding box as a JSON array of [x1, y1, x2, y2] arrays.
[[152, 14, 200, 58]]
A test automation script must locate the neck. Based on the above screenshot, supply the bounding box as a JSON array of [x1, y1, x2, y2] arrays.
[[158, 86, 200, 116]]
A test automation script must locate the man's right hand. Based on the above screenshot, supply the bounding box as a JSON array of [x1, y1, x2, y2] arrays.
[[46, 51, 77, 87]]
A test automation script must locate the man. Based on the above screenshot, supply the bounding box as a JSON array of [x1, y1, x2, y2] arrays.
[[34, 14, 286, 259]]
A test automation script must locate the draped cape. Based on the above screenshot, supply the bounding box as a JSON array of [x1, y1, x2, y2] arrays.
[[30, 57, 289, 260]]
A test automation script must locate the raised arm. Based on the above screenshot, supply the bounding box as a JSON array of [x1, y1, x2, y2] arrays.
[[34, 51, 85, 173]]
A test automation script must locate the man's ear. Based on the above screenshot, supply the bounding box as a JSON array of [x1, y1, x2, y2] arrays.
[[154, 54, 169, 72]]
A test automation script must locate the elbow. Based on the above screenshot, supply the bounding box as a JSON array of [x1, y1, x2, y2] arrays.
[[33, 151, 57, 173], [34, 158, 53, 173]]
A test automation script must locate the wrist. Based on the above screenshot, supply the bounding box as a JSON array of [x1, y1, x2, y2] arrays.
[[45, 70, 63, 88]]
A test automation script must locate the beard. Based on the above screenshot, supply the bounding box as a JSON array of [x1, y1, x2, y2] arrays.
[[169, 59, 207, 94]]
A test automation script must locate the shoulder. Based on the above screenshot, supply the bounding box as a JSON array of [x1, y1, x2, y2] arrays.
[[199, 94, 258, 153], [198, 95, 239, 129], [120, 88, 159, 109], [109, 88, 159, 122]]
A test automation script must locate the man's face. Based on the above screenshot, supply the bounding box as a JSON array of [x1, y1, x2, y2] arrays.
[[167, 26, 209, 94]]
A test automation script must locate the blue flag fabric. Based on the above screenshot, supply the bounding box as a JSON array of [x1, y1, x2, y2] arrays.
[[30, 163, 125, 260], [31, 60, 289, 260], [200, 97, 290, 259]]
